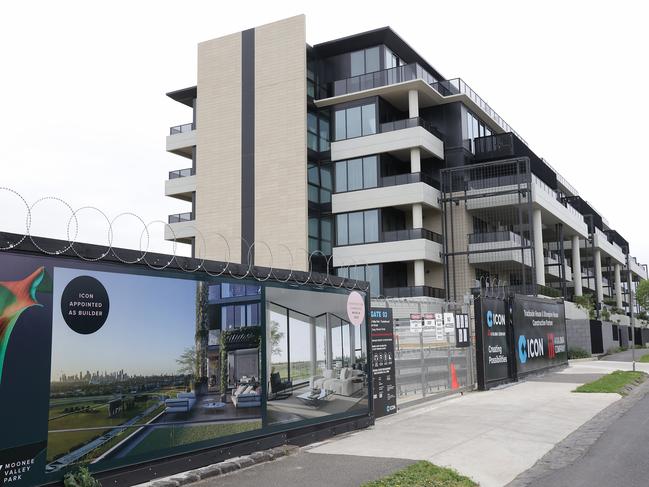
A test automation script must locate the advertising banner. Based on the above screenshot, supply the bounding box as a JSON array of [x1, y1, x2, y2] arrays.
[[512, 295, 567, 375], [0, 250, 372, 486], [475, 297, 511, 390], [369, 308, 397, 418]]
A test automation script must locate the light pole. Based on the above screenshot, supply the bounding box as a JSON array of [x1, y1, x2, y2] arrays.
[[625, 251, 636, 371]]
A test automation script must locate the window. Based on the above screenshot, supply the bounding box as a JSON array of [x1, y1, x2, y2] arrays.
[[338, 264, 381, 297], [308, 111, 330, 152], [350, 46, 381, 76], [308, 163, 332, 204], [384, 47, 400, 69], [335, 156, 378, 193], [222, 302, 261, 330], [309, 216, 333, 255], [334, 103, 377, 141], [336, 210, 379, 245], [464, 107, 490, 153]]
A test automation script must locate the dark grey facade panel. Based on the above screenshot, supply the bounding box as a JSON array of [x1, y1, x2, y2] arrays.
[[241, 28, 255, 265]]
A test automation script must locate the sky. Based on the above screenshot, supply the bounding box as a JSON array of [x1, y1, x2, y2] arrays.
[[51, 266, 196, 379], [1, 0, 648, 264]]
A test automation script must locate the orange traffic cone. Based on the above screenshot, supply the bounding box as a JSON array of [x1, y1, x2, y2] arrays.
[[450, 363, 459, 390]]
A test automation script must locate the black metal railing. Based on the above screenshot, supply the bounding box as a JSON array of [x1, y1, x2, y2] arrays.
[[384, 286, 445, 299], [168, 212, 194, 224], [379, 117, 443, 140], [329, 63, 437, 98], [168, 168, 195, 179], [170, 123, 194, 135], [468, 231, 530, 246], [381, 228, 443, 245], [379, 172, 439, 190]]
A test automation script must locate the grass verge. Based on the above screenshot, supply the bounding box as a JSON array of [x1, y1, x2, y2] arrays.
[[361, 461, 477, 487], [638, 354, 649, 363], [574, 370, 647, 395]]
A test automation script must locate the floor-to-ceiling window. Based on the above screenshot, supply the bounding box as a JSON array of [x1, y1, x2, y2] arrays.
[[334, 102, 377, 141]]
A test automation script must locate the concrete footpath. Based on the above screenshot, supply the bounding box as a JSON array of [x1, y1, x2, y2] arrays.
[[187, 360, 648, 487]]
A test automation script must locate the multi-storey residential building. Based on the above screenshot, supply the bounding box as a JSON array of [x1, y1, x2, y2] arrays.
[[164, 15, 646, 313]]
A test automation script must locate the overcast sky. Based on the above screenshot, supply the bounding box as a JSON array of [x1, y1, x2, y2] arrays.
[[1, 1, 647, 265]]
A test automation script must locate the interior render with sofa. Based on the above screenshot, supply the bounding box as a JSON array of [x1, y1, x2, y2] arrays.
[[265, 286, 369, 425]]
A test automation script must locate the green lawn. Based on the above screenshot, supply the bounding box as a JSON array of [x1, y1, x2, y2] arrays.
[[574, 370, 647, 395], [361, 461, 477, 487], [638, 354, 649, 363], [47, 398, 161, 461], [127, 420, 262, 457]]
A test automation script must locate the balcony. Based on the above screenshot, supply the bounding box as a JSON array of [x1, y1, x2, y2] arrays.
[[381, 228, 443, 244], [167, 122, 196, 158], [169, 168, 195, 179], [630, 256, 648, 280], [165, 168, 196, 202], [317, 64, 521, 142], [384, 286, 445, 299], [331, 117, 444, 162], [333, 234, 443, 267], [594, 228, 625, 265], [468, 231, 532, 266], [332, 173, 441, 213], [165, 212, 196, 244]]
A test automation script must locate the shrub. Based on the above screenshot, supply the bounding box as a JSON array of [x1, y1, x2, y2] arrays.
[[63, 467, 101, 487], [601, 308, 611, 321], [568, 348, 591, 359]]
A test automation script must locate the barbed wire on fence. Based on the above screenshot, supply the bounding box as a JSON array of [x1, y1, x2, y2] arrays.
[[0, 187, 372, 292]]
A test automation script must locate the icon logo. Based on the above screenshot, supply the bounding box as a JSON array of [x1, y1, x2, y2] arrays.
[[486, 310, 493, 327], [486, 310, 505, 328], [518, 335, 527, 363], [548, 333, 555, 359]]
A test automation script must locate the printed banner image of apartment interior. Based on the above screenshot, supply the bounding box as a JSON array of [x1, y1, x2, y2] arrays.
[[46, 266, 368, 474], [47, 272, 267, 473], [265, 287, 369, 425]]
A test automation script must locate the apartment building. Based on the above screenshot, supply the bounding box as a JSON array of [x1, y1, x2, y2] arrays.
[[164, 15, 647, 312]]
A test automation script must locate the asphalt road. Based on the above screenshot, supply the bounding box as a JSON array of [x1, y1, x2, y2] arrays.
[[527, 390, 649, 487], [191, 452, 414, 487], [601, 347, 649, 362]]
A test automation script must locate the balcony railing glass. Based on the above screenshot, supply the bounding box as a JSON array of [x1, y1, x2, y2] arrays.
[[330, 63, 438, 97], [384, 285, 445, 299], [379, 172, 439, 190], [323, 64, 523, 145], [379, 117, 444, 140], [468, 231, 530, 247], [168, 212, 194, 224], [169, 168, 195, 179], [170, 123, 194, 135], [381, 228, 443, 245]]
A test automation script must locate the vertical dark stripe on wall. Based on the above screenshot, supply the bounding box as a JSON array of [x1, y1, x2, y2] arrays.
[[241, 28, 255, 265]]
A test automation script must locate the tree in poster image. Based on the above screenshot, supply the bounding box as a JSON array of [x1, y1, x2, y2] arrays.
[[195, 281, 209, 394]]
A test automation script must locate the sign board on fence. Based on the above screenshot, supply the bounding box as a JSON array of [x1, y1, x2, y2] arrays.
[[443, 312, 455, 333], [370, 308, 397, 418], [423, 313, 435, 328], [455, 314, 470, 347], [409, 313, 422, 332], [475, 297, 511, 390], [434, 313, 444, 340], [512, 295, 567, 375]]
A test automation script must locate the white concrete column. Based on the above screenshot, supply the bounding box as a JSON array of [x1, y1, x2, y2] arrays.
[[408, 89, 419, 118], [325, 313, 333, 370], [614, 263, 623, 309], [414, 260, 425, 287], [412, 204, 423, 229], [410, 147, 421, 173], [532, 209, 545, 286], [309, 318, 317, 376], [572, 235, 583, 296], [594, 248, 604, 305]]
